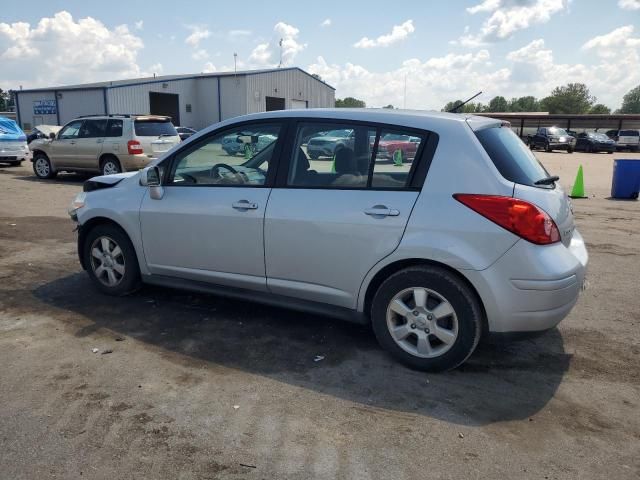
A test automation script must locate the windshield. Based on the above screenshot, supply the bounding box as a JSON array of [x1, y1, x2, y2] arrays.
[[548, 127, 568, 136], [134, 120, 177, 137], [476, 126, 552, 188], [323, 129, 352, 138], [590, 133, 609, 140]]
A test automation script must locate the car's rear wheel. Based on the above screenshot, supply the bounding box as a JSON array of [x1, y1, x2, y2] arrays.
[[83, 224, 141, 296], [33, 153, 57, 179], [100, 156, 122, 176], [567, 146, 574, 154], [371, 266, 483, 372], [545, 142, 552, 152]]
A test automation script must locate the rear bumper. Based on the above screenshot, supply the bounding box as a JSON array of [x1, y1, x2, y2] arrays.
[[120, 154, 157, 171], [464, 229, 588, 334], [548, 142, 572, 150]]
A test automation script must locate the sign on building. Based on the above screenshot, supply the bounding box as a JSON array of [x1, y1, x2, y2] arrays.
[[33, 100, 57, 115]]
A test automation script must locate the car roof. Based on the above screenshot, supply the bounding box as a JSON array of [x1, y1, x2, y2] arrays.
[[226, 108, 501, 132]]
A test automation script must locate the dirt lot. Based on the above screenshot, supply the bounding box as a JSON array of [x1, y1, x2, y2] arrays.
[[1, 151, 639, 479]]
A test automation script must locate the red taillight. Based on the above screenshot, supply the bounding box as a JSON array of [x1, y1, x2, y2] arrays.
[[127, 140, 143, 155], [453, 194, 561, 245]]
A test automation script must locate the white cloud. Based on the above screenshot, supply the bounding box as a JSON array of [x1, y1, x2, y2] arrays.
[[618, 0, 640, 10], [228, 29, 251, 37], [307, 50, 510, 109], [0, 11, 145, 89], [354, 20, 415, 48], [192, 48, 209, 61], [582, 25, 640, 58], [134, 20, 143, 30], [185, 25, 210, 47], [460, 0, 569, 46], [321, 18, 332, 27], [202, 62, 216, 73], [246, 22, 306, 68]]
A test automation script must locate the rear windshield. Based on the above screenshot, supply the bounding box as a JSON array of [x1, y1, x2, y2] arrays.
[[619, 130, 639, 136], [476, 126, 551, 188], [134, 120, 177, 137]]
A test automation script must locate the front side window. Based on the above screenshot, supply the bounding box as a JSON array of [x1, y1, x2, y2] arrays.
[[169, 123, 281, 186], [287, 123, 424, 189], [58, 120, 83, 139]]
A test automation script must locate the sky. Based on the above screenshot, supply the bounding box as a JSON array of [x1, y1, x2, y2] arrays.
[[1, 0, 639, 110]]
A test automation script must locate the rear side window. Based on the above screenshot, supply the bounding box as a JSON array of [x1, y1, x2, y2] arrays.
[[619, 130, 639, 136], [135, 120, 177, 137], [476, 126, 550, 188], [106, 120, 123, 137], [79, 119, 107, 138]]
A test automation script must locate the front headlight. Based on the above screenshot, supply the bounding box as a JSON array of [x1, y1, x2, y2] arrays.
[[68, 192, 87, 219]]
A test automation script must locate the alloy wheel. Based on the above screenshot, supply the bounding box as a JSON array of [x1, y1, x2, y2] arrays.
[[102, 161, 120, 175], [90, 236, 126, 287], [386, 287, 458, 358], [35, 157, 50, 177]]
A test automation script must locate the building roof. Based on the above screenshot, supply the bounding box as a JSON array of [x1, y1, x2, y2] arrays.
[[15, 67, 335, 93]]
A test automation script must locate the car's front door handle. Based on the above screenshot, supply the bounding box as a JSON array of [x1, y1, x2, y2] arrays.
[[364, 206, 400, 217], [69, 141, 76, 145], [232, 200, 259, 210]]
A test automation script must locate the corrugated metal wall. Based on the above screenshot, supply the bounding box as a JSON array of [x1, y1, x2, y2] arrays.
[[15, 91, 58, 131], [57, 89, 105, 124], [106, 78, 201, 128], [245, 70, 335, 114], [195, 77, 221, 128], [219, 76, 247, 121]]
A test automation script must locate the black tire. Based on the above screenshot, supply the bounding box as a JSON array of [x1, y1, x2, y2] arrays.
[[100, 156, 122, 176], [545, 142, 552, 152], [82, 223, 141, 296], [371, 266, 483, 372], [567, 146, 574, 154], [607, 151, 613, 154], [9, 161, 22, 166], [32, 153, 57, 179]]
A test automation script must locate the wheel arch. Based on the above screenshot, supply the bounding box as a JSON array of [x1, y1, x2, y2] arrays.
[[98, 153, 121, 168], [78, 215, 139, 271], [31, 149, 49, 161], [361, 258, 489, 335]]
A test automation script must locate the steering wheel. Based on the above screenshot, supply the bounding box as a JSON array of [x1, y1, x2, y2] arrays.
[[211, 163, 239, 178]]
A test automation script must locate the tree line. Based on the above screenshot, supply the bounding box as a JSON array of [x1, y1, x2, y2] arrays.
[[331, 83, 640, 114]]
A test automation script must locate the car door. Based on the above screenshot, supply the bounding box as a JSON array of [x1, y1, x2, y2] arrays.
[[50, 120, 83, 168], [139, 120, 284, 291], [264, 120, 433, 309], [76, 119, 107, 169]]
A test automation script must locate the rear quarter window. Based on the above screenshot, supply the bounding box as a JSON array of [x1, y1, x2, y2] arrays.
[[134, 120, 178, 137], [476, 126, 550, 188], [619, 130, 639, 136]]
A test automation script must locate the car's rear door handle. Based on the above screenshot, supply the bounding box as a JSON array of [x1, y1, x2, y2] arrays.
[[69, 141, 76, 145], [232, 200, 258, 210], [364, 205, 400, 217]]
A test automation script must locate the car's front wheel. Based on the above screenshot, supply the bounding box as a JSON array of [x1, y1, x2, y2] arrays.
[[371, 266, 483, 372], [33, 153, 57, 179], [83, 224, 141, 296]]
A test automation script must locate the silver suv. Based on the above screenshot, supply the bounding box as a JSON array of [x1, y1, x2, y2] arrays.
[[68, 109, 588, 371], [30, 114, 180, 179]]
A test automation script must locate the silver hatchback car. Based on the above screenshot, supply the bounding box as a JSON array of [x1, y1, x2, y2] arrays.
[[68, 109, 588, 371]]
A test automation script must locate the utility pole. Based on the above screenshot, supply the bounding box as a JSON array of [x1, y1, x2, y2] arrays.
[[233, 53, 237, 74], [278, 38, 283, 68], [403, 74, 407, 109]]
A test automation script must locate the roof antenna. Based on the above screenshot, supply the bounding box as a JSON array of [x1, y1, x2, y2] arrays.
[[278, 38, 283, 68], [448, 91, 482, 113]]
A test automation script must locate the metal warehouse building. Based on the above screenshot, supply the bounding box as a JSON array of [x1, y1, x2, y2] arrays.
[[14, 67, 335, 131]]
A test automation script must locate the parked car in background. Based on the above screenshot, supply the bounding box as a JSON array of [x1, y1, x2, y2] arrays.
[[176, 127, 197, 141], [27, 125, 62, 144], [376, 133, 421, 160], [68, 109, 588, 371], [615, 129, 640, 152], [574, 132, 615, 153], [528, 126, 574, 153], [30, 114, 180, 179], [306, 128, 354, 159], [222, 132, 278, 156], [0, 116, 29, 166]]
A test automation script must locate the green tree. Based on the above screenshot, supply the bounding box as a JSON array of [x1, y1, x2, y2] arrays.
[[335, 97, 366, 108], [443, 100, 484, 113], [487, 96, 508, 112], [507, 96, 540, 112], [382, 104, 395, 109], [539, 83, 595, 114], [589, 103, 611, 114], [618, 85, 640, 113], [0, 89, 8, 111], [311, 73, 323, 82]]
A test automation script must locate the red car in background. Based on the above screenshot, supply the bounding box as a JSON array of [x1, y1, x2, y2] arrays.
[[376, 133, 421, 160]]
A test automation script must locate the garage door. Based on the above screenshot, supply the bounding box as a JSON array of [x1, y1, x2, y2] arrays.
[[290, 99, 308, 109], [149, 92, 180, 126]]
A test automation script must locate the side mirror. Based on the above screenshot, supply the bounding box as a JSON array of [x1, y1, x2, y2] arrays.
[[49, 132, 56, 140], [140, 166, 164, 200]]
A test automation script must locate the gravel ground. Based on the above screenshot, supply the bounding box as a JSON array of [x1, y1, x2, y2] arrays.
[[0, 151, 639, 479]]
